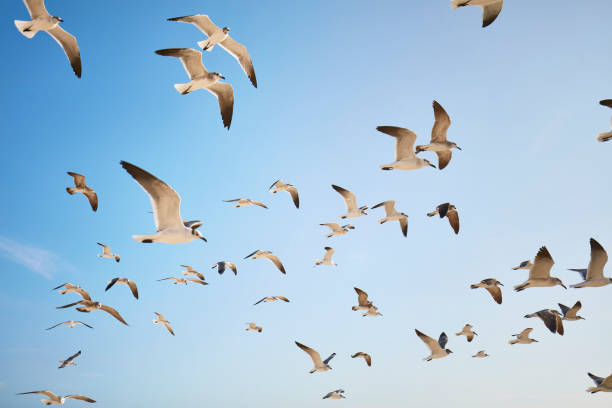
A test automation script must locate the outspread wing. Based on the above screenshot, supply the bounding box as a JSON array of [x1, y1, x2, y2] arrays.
[[323, 352, 336, 364], [205, 81, 234, 129], [287, 186, 300, 208], [295, 341, 323, 366], [332, 185, 357, 212], [588, 372, 605, 386], [518, 328, 533, 339], [65, 395, 96, 403], [99, 304, 128, 326], [446, 208, 460, 234], [127, 280, 139, 299], [485, 285, 502, 304], [600, 100, 612, 109], [558, 303, 570, 317], [155, 48, 207, 80], [167, 14, 219, 36], [587, 238, 608, 280], [438, 332, 449, 349], [264, 253, 286, 274], [354, 287, 369, 306], [220, 36, 257, 87], [47, 26, 82, 78], [323, 247, 335, 262], [67, 172, 86, 188], [23, 0, 49, 19], [529, 246, 554, 279], [436, 151, 453, 170], [536, 310, 558, 333], [17, 390, 58, 400], [399, 216, 408, 237], [376, 126, 417, 160], [431, 101, 451, 142], [481, 0, 504, 27], [415, 329, 442, 353]]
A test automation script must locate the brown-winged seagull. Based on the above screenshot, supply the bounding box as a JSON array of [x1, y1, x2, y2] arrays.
[[472, 350, 489, 358], [427, 203, 459, 234], [269, 180, 299, 208], [351, 352, 372, 366], [323, 389, 346, 399], [212, 261, 237, 275], [524, 309, 564, 335], [558, 301, 584, 321], [415, 329, 453, 361], [66, 172, 97, 211], [105, 278, 139, 299], [587, 372, 612, 393], [320, 223, 355, 238], [58, 350, 81, 369], [514, 246, 566, 291], [17, 390, 95, 405], [471, 279, 503, 304], [56, 300, 128, 326], [451, 0, 504, 28], [223, 198, 268, 209], [377, 126, 436, 171], [569, 238, 612, 288], [455, 324, 478, 342], [351, 287, 375, 312], [372, 200, 408, 237], [509, 328, 537, 345], [153, 312, 174, 336], [97, 243, 120, 262], [295, 341, 335, 373], [244, 250, 286, 274], [331, 185, 368, 218], [315, 247, 337, 266], [415, 101, 461, 170]]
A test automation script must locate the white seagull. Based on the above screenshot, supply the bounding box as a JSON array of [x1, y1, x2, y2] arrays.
[[320, 223, 355, 238], [155, 47, 234, 129], [157, 277, 208, 286], [46, 321, 93, 330], [470, 278, 503, 304], [558, 301, 585, 321], [455, 324, 478, 342], [323, 389, 346, 399], [180, 265, 205, 280], [569, 238, 612, 288], [451, 0, 504, 28], [512, 260, 533, 270], [269, 180, 300, 208], [223, 198, 268, 208], [120, 161, 207, 244], [105, 278, 139, 299], [167, 14, 257, 87], [97, 242, 120, 262], [66, 172, 97, 211], [377, 126, 436, 171], [472, 350, 489, 358], [315, 247, 337, 266], [14, 0, 82, 77], [587, 372, 612, 393], [371, 200, 408, 237], [415, 101, 461, 170], [253, 296, 290, 305], [17, 390, 95, 405], [56, 300, 128, 326], [212, 261, 237, 275], [524, 309, 564, 335], [58, 350, 81, 369], [509, 328, 538, 345], [415, 329, 453, 361], [244, 250, 286, 274], [153, 312, 174, 336], [245, 322, 262, 333], [331, 185, 368, 218], [295, 341, 335, 373], [514, 246, 566, 291], [427, 203, 460, 234], [351, 352, 372, 366]]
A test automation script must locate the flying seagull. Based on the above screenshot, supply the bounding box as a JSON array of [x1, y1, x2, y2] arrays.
[[180, 265, 205, 280], [295, 341, 335, 373], [253, 296, 290, 305], [371, 200, 408, 237], [56, 300, 128, 326], [66, 172, 97, 211], [524, 309, 564, 335], [586, 372, 612, 393], [512, 260, 533, 270], [269, 180, 299, 208], [351, 287, 376, 311], [120, 161, 207, 244], [167, 14, 257, 87], [597, 116, 612, 142], [244, 250, 286, 274], [155, 48, 234, 129], [58, 350, 81, 369], [96, 243, 120, 262], [470, 278, 503, 304], [509, 328, 538, 345], [52, 283, 90, 300], [472, 350, 489, 358], [451, 0, 504, 28], [105, 278, 139, 299], [223, 198, 268, 208], [514, 246, 566, 291], [427, 203, 459, 234], [351, 352, 372, 367], [157, 277, 208, 286], [331, 185, 368, 218], [153, 312, 174, 336], [46, 321, 92, 330], [415, 329, 453, 361], [558, 301, 584, 321], [377, 126, 436, 170], [568, 238, 612, 288], [455, 324, 478, 342], [323, 389, 346, 399], [315, 247, 337, 266], [17, 390, 95, 405], [245, 322, 262, 332], [212, 261, 237, 275], [14, 0, 82, 77], [362, 306, 383, 317], [415, 101, 461, 170], [320, 223, 355, 238]]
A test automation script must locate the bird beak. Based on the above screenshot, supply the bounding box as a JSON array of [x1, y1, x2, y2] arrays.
[[201, 237, 208, 242], [561, 284, 567, 289], [58, 17, 64, 22], [499, 283, 504, 286], [220, 76, 226, 80], [456, 146, 462, 150], [429, 163, 436, 168]]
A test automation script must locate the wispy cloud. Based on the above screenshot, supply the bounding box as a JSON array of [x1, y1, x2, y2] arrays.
[[0, 237, 63, 279]]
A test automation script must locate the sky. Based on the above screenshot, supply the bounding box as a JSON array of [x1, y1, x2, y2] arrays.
[[1, 0, 612, 406]]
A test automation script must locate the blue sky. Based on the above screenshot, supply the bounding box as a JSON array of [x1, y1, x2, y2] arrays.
[[2, 0, 612, 406]]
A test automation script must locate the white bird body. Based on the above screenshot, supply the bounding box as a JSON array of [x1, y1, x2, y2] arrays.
[[352, 287, 377, 312], [415, 330, 452, 361], [509, 328, 537, 345], [199, 28, 230, 51], [569, 238, 612, 288], [153, 312, 174, 335], [514, 246, 566, 291], [331, 185, 368, 218], [244, 250, 286, 274], [97, 243, 120, 262], [377, 126, 436, 170], [315, 247, 337, 266], [295, 341, 335, 373], [362, 306, 382, 317], [451, 0, 504, 27], [320, 223, 354, 238]]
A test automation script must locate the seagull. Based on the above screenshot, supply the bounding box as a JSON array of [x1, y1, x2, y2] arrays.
[[415, 329, 453, 361], [52, 283, 90, 300], [244, 250, 286, 274], [167, 14, 257, 87], [569, 238, 612, 288], [558, 301, 585, 321], [58, 350, 81, 369], [470, 279, 503, 304], [455, 324, 478, 342], [17, 391, 95, 405], [524, 309, 564, 335], [427, 203, 459, 234], [331, 185, 368, 218], [371, 200, 408, 237], [320, 223, 355, 238], [269, 180, 299, 208], [96, 243, 120, 262], [66, 172, 97, 211], [600, 100, 612, 109], [14, 0, 82, 77], [509, 328, 538, 345], [377, 126, 436, 170], [105, 278, 139, 299], [245, 322, 262, 333], [253, 296, 290, 305], [512, 260, 533, 270], [451, 0, 504, 28], [212, 261, 237, 275], [295, 341, 335, 373], [315, 247, 337, 266], [180, 265, 205, 280], [586, 372, 612, 393], [362, 306, 383, 317], [351, 287, 375, 311], [472, 350, 489, 358], [120, 161, 207, 244], [514, 246, 566, 291], [153, 312, 174, 336], [323, 389, 346, 399], [157, 277, 208, 286], [223, 198, 268, 209], [415, 101, 461, 170], [351, 352, 372, 366], [155, 48, 234, 129], [46, 321, 92, 330], [56, 300, 128, 326], [597, 117, 612, 142]]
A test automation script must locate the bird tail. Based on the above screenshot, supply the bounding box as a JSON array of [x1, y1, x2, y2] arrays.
[[66, 187, 77, 195], [14, 20, 37, 38], [508, 339, 518, 345], [587, 387, 600, 393], [174, 83, 192, 95], [514, 283, 528, 292], [351, 306, 358, 311], [197, 39, 215, 51], [379, 218, 387, 224], [470, 284, 480, 289], [426, 211, 436, 217]]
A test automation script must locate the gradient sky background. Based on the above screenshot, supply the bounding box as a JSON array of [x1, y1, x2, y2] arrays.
[[1, 0, 612, 406]]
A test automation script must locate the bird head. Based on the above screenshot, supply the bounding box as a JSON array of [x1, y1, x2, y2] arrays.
[[446, 349, 453, 354], [451, 142, 462, 150], [554, 278, 567, 289], [212, 72, 226, 80], [192, 229, 207, 242], [223, 27, 230, 33], [53, 16, 64, 23]]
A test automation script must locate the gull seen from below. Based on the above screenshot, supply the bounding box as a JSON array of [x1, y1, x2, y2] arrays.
[[351, 352, 372, 366], [244, 250, 286, 274], [96, 243, 120, 262], [377, 126, 436, 170], [558, 301, 584, 321], [514, 246, 566, 291], [331, 185, 368, 218], [17, 390, 95, 406], [253, 296, 290, 305], [568, 238, 612, 288], [509, 328, 538, 345], [212, 261, 237, 275], [456, 324, 478, 342], [56, 300, 129, 326], [416, 101, 462, 170], [320, 223, 355, 238], [52, 283, 90, 300], [157, 277, 208, 286], [323, 389, 346, 399], [524, 309, 564, 335], [295, 341, 335, 373], [415, 329, 453, 361], [470, 279, 503, 304], [451, 0, 504, 28], [315, 247, 337, 266], [66, 172, 97, 211], [46, 321, 92, 330], [472, 350, 489, 358], [105, 278, 139, 299], [58, 350, 81, 369], [153, 312, 174, 336], [223, 198, 268, 209], [371, 200, 408, 237], [427, 203, 460, 234], [245, 322, 262, 333], [269, 180, 300, 208], [586, 372, 612, 393]]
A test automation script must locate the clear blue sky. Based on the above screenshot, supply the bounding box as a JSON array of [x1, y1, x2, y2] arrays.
[[2, 0, 612, 406]]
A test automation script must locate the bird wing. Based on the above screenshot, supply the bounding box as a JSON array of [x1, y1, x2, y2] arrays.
[[568, 301, 582, 317], [431, 101, 451, 142], [437, 203, 450, 218], [446, 208, 460, 234], [436, 151, 453, 170], [415, 329, 443, 353], [215, 262, 226, 274], [46, 26, 82, 78], [556, 313, 564, 335], [399, 216, 408, 237], [120, 161, 183, 231], [600, 100, 612, 109], [253, 297, 267, 305], [205, 81, 234, 130], [75, 287, 91, 301], [155, 48, 208, 79], [244, 250, 260, 259], [485, 285, 502, 304], [276, 296, 290, 302], [155, 312, 164, 320], [250, 200, 268, 208], [518, 328, 533, 339], [162, 321, 174, 335], [181, 265, 195, 272], [321, 223, 340, 231], [536, 310, 558, 333], [219, 36, 257, 87], [364, 353, 372, 366], [269, 179, 281, 190], [228, 262, 237, 275], [438, 332, 449, 349], [67, 172, 86, 188], [601, 374, 612, 388], [529, 246, 554, 279], [323, 247, 334, 262], [588, 372, 605, 386], [65, 395, 96, 403], [23, 0, 49, 19], [17, 390, 58, 399], [75, 321, 93, 328], [82, 190, 98, 211], [99, 304, 128, 325], [332, 185, 357, 212], [295, 342, 323, 365], [56, 300, 84, 309], [481, 0, 504, 27], [354, 287, 370, 306], [587, 238, 608, 280], [376, 126, 417, 160], [187, 278, 207, 285], [223, 199, 241, 202], [46, 322, 65, 330], [558, 303, 570, 317], [323, 352, 336, 364], [65, 350, 81, 363], [168, 14, 219, 36], [97, 243, 111, 255], [127, 280, 139, 299], [568, 268, 588, 280], [264, 253, 286, 274], [287, 186, 300, 208]]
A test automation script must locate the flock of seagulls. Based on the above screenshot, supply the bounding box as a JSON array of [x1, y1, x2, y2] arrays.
[[10, 0, 612, 404]]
